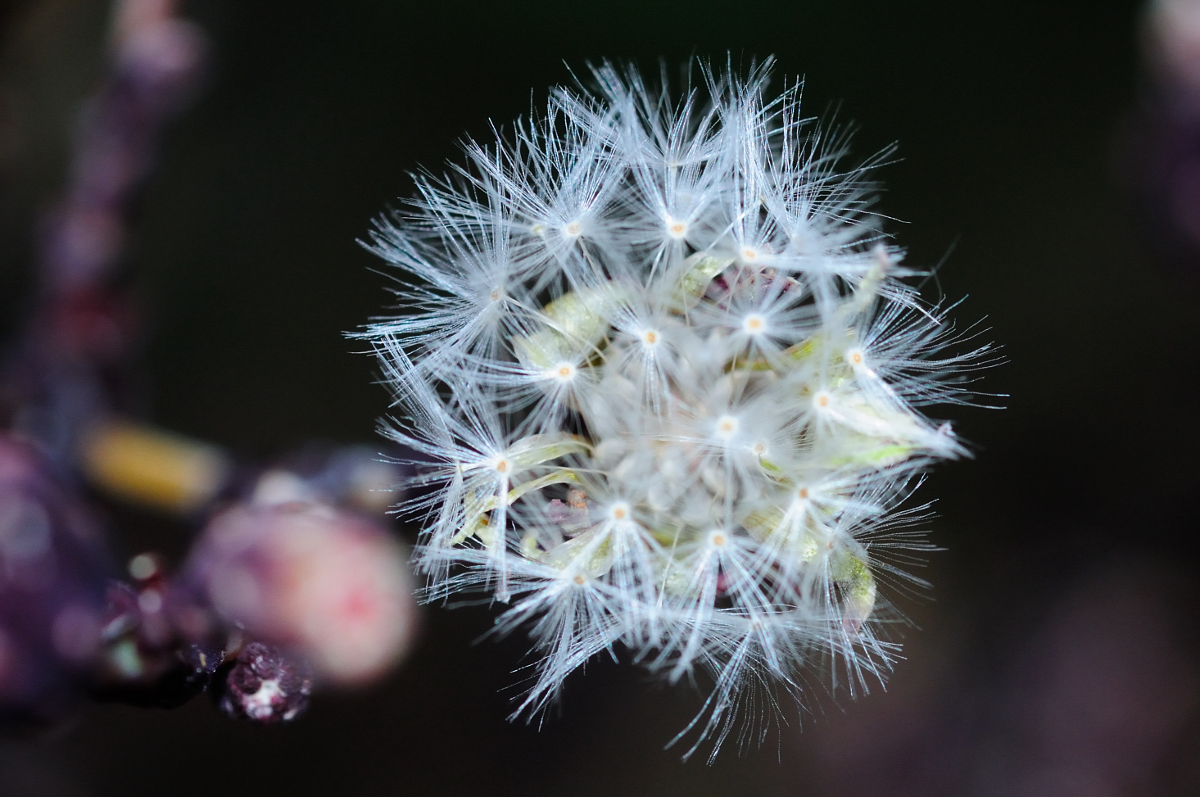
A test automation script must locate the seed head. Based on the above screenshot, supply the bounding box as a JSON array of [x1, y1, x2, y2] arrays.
[[360, 57, 997, 759]]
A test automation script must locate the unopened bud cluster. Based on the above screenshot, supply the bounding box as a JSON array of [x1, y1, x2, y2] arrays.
[[365, 60, 992, 757]]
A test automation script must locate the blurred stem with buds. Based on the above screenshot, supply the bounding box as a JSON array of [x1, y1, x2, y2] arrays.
[[0, 0, 416, 731]]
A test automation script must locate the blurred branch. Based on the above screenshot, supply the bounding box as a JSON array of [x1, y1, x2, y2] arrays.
[[1, 0, 417, 733]]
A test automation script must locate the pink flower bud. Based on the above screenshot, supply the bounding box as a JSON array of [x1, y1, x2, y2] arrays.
[[186, 502, 416, 685]]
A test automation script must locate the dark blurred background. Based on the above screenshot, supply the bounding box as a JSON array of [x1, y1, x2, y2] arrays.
[[2, 0, 1199, 795]]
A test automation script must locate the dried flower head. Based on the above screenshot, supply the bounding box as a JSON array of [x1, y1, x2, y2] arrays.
[[1, 435, 110, 726], [362, 58, 995, 758]]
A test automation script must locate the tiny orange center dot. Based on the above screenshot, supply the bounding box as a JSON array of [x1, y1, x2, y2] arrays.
[[613, 507, 626, 520], [573, 575, 585, 585], [798, 488, 809, 499], [712, 534, 726, 546], [670, 223, 685, 235], [852, 352, 863, 364], [817, 395, 830, 408], [559, 366, 571, 377], [743, 249, 756, 260], [495, 460, 508, 473]]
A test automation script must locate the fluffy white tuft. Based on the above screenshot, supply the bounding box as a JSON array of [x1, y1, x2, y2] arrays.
[[360, 57, 997, 760]]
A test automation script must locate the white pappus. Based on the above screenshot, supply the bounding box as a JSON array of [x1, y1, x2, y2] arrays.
[[359, 57, 998, 761]]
